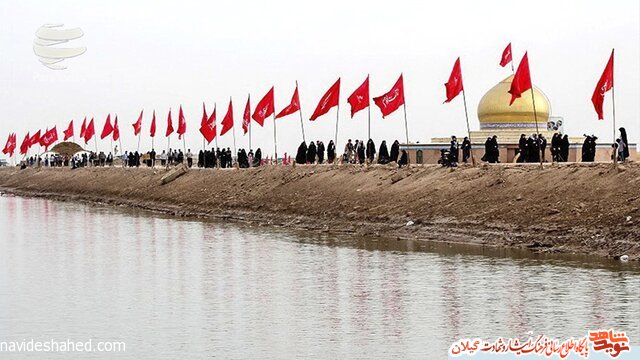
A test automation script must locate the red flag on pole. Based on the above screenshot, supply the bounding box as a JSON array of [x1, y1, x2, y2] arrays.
[[199, 104, 217, 143], [150, 110, 157, 137], [84, 118, 95, 144], [373, 74, 405, 118], [113, 116, 120, 141], [29, 130, 41, 147], [100, 114, 114, 139], [276, 84, 301, 119], [347, 75, 369, 118], [591, 49, 614, 120], [2, 133, 13, 155], [166, 109, 174, 137], [20, 132, 30, 155], [220, 99, 234, 136], [133, 110, 143, 136], [40, 127, 58, 150], [500, 43, 513, 68], [80, 117, 87, 139], [252, 87, 274, 126], [177, 105, 186, 139], [310, 78, 340, 121], [201, 102, 208, 127], [242, 96, 251, 135], [508, 52, 532, 105], [444, 57, 464, 103], [63, 120, 74, 141]]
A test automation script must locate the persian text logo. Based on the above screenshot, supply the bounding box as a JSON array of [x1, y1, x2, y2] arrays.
[[449, 329, 631, 359], [33, 24, 87, 70]]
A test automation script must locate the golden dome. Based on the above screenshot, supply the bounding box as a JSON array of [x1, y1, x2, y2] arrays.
[[477, 75, 550, 129]]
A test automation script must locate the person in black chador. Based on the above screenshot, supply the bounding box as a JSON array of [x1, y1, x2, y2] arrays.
[[226, 148, 232, 168], [449, 136, 459, 163], [327, 140, 336, 164], [560, 135, 570, 163], [539, 134, 547, 162], [378, 140, 390, 164], [461, 137, 471, 163], [526, 135, 538, 163], [253, 148, 262, 167], [366, 139, 376, 164], [198, 150, 204, 168], [390, 140, 400, 163], [517, 134, 527, 163], [398, 150, 408, 168], [619, 127, 629, 162], [306, 141, 317, 164], [551, 133, 560, 162], [356, 140, 365, 164], [296, 142, 307, 164], [581, 135, 597, 162], [482, 137, 491, 162], [316, 141, 325, 164]]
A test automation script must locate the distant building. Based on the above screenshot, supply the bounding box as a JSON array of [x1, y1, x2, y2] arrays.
[[403, 75, 635, 164]]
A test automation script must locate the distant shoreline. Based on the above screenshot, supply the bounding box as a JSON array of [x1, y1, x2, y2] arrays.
[[0, 163, 638, 260]]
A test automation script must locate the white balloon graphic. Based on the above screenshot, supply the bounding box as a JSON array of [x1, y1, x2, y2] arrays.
[[33, 24, 86, 70]]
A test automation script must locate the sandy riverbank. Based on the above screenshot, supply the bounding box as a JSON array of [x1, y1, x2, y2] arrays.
[[0, 162, 638, 260]]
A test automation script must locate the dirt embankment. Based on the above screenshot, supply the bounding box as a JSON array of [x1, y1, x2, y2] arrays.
[[0, 162, 639, 259]]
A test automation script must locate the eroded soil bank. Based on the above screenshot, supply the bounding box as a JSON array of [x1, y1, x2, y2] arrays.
[[0, 162, 638, 260]]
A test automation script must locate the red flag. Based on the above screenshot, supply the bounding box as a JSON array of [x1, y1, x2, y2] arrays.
[[591, 49, 614, 120], [500, 43, 513, 68], [84, 118, 95, 144], [199, 104, 217, 144], [220, 99, 234, 136], [373, 74, 405, 118], [508, 52, 532, 105], [201, 102, 208, 127], [113, 116, 120, 141], [29, 130, 41, 147], [347, 75, 369, 118], [252, 87, 274, 126], [2, 133, 12, 155], [63, 120, 74, 141], [40, 127, 58, 150], [6, 133, 16, 156], [242, 95, 251, 135], [276, 83, 301, 119], [150, 110, 157, 137], [80, 117, 87, 139], [444, 57, 464, 103], [165, 109, 174, 137], [20, 132, 30, 155], [133, 110, 143, 136], [100, 114, 114, 139], [310, 78, 340, 121], [177, 105, 186, 139]]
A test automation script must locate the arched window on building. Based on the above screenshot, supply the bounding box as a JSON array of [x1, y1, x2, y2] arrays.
[[416, 150, 423, 164]]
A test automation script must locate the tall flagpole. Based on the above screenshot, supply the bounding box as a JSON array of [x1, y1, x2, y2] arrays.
[[151, 137, 155, 167], [403, 103, 409, 144], [510, 42, 515, 73], [248, 94, 252, 152], [334, 104, 339, 150], [231, 97, 237, 166], [530, 85, 543, 167], [297, 82, 306, 143], [612, 74, 618, 166], [214, 102, 219, 151], [461, 89, 476, 166], [367, 100, 371, 140], [273, 112, 278, 164]]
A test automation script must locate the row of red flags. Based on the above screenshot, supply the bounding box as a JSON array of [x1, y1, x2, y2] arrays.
[[2, 44, 616, 157]]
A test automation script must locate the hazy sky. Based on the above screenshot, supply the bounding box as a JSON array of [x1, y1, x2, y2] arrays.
[[0, 0, 638, 156]]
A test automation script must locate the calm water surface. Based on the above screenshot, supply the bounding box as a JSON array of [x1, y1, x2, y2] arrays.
[[0, 196, 639, 359]]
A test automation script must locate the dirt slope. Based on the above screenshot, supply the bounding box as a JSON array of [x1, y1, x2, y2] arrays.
[[0, 162, 638, 259]]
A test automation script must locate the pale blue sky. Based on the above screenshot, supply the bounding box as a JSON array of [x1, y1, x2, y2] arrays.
[[0, 0, 638, 156]]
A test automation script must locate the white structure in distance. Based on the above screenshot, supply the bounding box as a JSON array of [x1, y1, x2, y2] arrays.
[[33, 24, 86, 70]]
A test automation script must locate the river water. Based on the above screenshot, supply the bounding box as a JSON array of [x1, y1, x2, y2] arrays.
[[0, 196, 638, 359]]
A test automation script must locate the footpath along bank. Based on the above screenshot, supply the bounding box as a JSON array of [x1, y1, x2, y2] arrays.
[[0, 163, 638, 260]]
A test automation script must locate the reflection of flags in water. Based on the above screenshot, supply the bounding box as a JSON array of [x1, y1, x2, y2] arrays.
[[373, 74, 404, 118], [591, 49, 614, 120]]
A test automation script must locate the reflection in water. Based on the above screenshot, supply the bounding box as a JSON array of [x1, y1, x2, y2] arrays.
[[0, 196, 638, 359]]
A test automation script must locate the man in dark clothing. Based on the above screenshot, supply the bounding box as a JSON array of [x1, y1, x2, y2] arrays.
[[461, 137, 471, 163], [296, 142, 307, 164], [390, 140, 400, 163]]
